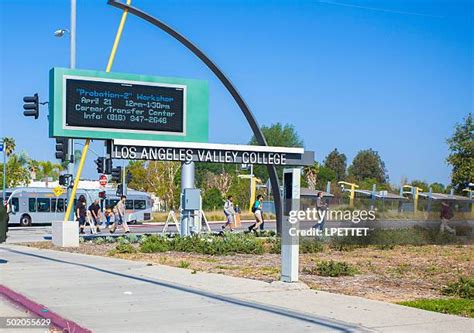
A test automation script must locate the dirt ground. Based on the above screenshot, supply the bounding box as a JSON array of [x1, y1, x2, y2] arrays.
[[25, 242, 473, 303]]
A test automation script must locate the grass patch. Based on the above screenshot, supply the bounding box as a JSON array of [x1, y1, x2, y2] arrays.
[[398, 298, 474, 318], [303, 260, 359, 277], [178, 260, 190, 269], [115, 243, 136, 254], [442, 276, 474, 300]]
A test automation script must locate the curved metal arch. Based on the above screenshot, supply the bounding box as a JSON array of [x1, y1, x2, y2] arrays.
[[107, 0, 283, 233]]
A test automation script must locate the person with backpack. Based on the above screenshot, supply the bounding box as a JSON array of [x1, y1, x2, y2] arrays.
[[248, 194, 264, 232], [222, 195, 235, 232], [110, 195, 130, 234]]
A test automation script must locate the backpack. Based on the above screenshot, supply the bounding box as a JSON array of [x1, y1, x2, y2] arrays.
[[251, 201, 258, 213]]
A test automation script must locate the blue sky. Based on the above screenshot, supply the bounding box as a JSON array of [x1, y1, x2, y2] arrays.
[[0, 0, 472, 186]]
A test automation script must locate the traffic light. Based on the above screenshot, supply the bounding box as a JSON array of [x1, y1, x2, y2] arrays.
[[98, 191, 106, 199], [105, 158, 112, 175], [23, 93, 39, 119], [55, 138, 69, 162], [95, 157, 105, 174], [111, 166, 122, 183], [59, 174, 73, 187], [116, 184, 123, 197], [126, 170, 132, 183]]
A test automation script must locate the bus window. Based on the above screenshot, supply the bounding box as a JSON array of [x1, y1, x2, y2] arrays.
[[125, 200, 133, 210], [108, 199, 119, 208], [29, 198, 36, 212], [11, 198, 19, 213], [134, 200, 146, 210], [51, 198, 65, 212], [37, 198, 51, 212]]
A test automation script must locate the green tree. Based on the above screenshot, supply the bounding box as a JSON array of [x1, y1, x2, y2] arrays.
[[127, 161, 180, 209], [430, 182, 446, 193], [202, 188, 223, 211], [356, 178, 392, 191], [324, 148, 347, 181], [410, 180, 429, 192], [249, 123, 303, 181], [447, 113, 474, 192], [348, 149, 388, 183], [0, 153, 30, 188], [38, 161, 62, 186], [317, 166, 337, 188], [227, 178, 252, 212]]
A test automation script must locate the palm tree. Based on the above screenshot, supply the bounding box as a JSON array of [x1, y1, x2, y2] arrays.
[[3, 137, 15, 157], [27, 159, 40, 180], [304, 162, 319, 191]]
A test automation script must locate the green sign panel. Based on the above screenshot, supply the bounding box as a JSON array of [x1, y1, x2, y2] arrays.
[[49, 67, 208, 142]]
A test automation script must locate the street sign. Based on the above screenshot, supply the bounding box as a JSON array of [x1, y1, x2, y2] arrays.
[[99, 174, 108, 187], [49, 68, 208, 142], [111, 140, 315, 166], [0, 143, 3, 152], [53, 186, 65, 197]]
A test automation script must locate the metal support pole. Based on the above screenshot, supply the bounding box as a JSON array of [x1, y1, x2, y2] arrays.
[[180, 161, 195, 236], [122, 164, 127, 196], [65, 0, 76, 222], [2, 142, 6, 203]]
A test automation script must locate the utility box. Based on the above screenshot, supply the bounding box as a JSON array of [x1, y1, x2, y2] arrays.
[[183, 188, 201, 210]]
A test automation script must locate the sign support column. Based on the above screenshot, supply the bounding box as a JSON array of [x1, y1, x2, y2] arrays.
[[180, 161, 195, 236], [281, 168, 300, 283]]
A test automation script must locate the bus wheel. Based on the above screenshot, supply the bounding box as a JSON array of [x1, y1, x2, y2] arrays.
[[20, 215, 32, 226]]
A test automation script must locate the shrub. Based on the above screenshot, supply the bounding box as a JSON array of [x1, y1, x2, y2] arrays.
[[126, 234, 139, 244], [170, 234, 265, 255], [268, 238, 281, 254], [299, 238, 324, 253], [117, 236, 130, 245], [329, 227, 458, 251], [93, 237, 105, 245], [303, 260, 359, 277], [139, 235, 148, 244], [115, 243, 136, 254], [442, 277, 474, 300], [105, 236, 116, 243], [139, 235, 170, 253]]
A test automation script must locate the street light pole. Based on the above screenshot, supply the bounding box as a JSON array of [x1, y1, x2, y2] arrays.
[[2, 140, 5, 204]]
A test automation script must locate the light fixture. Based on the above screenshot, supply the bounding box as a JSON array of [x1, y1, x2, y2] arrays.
[[54, 29, 69, 37]]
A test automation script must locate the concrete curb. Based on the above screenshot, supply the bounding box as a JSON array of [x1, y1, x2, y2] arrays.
[[0, 284, 91, 333]]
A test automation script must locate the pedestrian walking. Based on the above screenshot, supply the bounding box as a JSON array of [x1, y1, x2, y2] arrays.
[[314, 192, 328, 231], [248, 194, 264, 232], [440, 201, 455, 235], [110, 195, 130, 234], [88, 199, 102, 233], [76, 195, 87, 235], [222, 195, 235, 232]]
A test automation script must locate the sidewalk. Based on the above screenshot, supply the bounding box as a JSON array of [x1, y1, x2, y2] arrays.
[[1, 244, 472, 332]]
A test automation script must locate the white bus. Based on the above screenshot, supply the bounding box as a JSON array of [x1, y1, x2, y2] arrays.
[[4, 187, 153, 226]]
